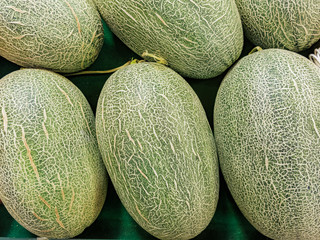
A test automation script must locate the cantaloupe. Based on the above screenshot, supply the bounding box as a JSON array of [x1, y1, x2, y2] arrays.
[[235, 0, 320, 52], [214, 49, 320, 239], [93, 0, 243, 79], [0, 69, 107, 238], [96, 62, 219, 239], [0, 0, 104, 73]]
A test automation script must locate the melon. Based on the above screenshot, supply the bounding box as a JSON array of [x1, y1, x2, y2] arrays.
[[93, 0, 243, 79], [0, 69, 107, 238], [0, 0, 104, 73], [96, 62, 219, 239], [235, 0, 320, 52], [214, 49, 320, 239]]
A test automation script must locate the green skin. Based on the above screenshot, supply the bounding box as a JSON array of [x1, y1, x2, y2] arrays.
[[0, 69, 107, 238], [235, 0, 320, 52], [93, 0, 243, 79], [96, 62, 219, 240], [0, 0, 104, 73], [214, 49, 320, 240]]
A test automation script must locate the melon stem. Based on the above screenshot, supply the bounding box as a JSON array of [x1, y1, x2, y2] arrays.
[[248, 46, 263, 55], [64, 59, 144, 77], [141, 51, 168, 65], [309, 48, 320, 68]]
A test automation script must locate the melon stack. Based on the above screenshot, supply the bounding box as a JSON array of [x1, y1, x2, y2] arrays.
[[0, 0, 319, 239]]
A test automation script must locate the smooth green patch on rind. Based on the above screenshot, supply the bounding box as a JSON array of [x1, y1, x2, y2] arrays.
[[93, 0, 243, 79], [0, 69, 108, 238], [96, 62, 219, 239], [0, 0, 104, 73], [214, 49, 320, 239], [235, 0, 320, 52]]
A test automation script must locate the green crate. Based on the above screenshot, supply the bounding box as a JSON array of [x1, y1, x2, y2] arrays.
[[0, 21, 318, 240]]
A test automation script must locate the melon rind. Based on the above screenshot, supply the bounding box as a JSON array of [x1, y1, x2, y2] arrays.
[[0, 0, 104, 73], [214, 49, 320, 239], [93, 0, 243, 79], [235, 0, 320, 52], [0, 69, 108, 238], [96, 62, 219, 239]]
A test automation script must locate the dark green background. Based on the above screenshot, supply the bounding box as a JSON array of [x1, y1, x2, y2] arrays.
[[0, 20, 319, 239]]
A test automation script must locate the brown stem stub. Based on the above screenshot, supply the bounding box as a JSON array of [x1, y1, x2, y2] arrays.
[[141, 51, 168, 65], [248, 46, 263, 55], [309, 48, 320, 68]]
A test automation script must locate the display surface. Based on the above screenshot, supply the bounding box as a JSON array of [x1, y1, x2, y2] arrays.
[[0, 21, 318, 240]]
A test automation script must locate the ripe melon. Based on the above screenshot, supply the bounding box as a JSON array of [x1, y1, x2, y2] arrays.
[[214, 49, 320, 239], [235, 0, 320, 52], [0, 0, 104, 73], [93, 0, 243, 79], [0, 69, 107, 238], [96, 62, 219, 239]]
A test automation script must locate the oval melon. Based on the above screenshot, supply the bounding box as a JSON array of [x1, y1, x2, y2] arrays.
[[214, 49, 320, 239], [0, 69, 108, 238], [93, 0, 243, 79], [0, 0, 104, 73], [235, 0, 320, 52], [96, 62, 219, 239]]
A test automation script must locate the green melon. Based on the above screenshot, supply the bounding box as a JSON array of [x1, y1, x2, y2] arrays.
[[235, 0, 320, 52], [0, 0, 104, 73], [93, 0, 243, 79], [0, 69, 107, 238], [96, 62, 219, 239], [214, 49, 320, 239]]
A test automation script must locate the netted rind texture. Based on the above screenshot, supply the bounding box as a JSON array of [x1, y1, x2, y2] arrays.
[[93, 0, 243, 79], [96, 62, 219, 239], [235, 0, 320, 52], [0, 0, 104, 73], [214, 49, 320, 239], [0, 69, 108, 238]]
